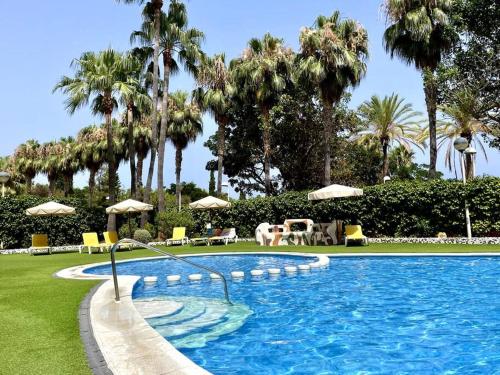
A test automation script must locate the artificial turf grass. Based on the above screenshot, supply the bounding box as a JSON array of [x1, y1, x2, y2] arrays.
[[0, 242, 498, 375]]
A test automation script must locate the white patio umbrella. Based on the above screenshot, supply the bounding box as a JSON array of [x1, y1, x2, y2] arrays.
[[106, 199, 153, 237], [189, 196, 231, 209], [189, 196, 231, 225], [26, 201, 76, 248], [308, 184, 363, 201], [26, 201, 76, 216]]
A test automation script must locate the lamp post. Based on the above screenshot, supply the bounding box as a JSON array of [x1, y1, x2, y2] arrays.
[[222, 181, 229, 199], [383, 175, 391, 184], [453, 137, 472, 239], [0, 172, 10, 198]]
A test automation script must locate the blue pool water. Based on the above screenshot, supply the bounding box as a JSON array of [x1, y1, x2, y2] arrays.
[[85, 255, 500, 374]]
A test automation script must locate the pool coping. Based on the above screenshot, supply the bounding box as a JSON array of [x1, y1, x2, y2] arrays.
[[57, 251, 499, 375]]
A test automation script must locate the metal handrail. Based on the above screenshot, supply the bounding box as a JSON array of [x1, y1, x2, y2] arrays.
[[110, 238, 232, 305]]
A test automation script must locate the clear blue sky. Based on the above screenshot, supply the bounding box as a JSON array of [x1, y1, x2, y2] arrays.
[[0, 0, 498, 194]]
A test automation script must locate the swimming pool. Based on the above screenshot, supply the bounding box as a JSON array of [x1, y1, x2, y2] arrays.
[[85, 254, 500, 374]]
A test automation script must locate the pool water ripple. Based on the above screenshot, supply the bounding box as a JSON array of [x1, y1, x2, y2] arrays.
[[85, 255, 500, 374]]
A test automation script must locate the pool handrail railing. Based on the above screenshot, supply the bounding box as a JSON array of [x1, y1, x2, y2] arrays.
[[110, 238, 232, 305]]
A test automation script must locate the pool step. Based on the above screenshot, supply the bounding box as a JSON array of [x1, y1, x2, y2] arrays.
[[144, 296, 252, 349]]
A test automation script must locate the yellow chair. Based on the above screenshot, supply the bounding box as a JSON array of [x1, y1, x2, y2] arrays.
[[29, 234, 51, 255], [166, 227, 188, 246], [103, 231, 133, 251], [345, 225, 368, 246], [80, 232, 109, 254]]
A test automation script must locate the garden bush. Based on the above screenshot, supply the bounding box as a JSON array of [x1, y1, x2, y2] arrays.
[[156, 209, 195, 239], [192, 177, 500, 238], [0, 196, 107, 249], [133, 229, 152, 244]]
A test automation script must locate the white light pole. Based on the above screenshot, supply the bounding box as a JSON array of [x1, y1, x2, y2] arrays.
[[0, 172, 10, 198], [222, 181, 229, 199], [454, 137, 472, 239], [383, 175, 391, 184]]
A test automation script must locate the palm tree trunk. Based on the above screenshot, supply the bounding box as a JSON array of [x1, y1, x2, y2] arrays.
[[48, 174, 56, 197], [127, 104, 137, 198], [423, 68, 438, 178], [141, 2, 162, 227], [216, 118, 226, 196], [322, 101, 334, 186], [136, 153, 144, 199], [105, 111, 117, 232], [88, 168, 96, 207], [26, 176, 32, 194], [175, 145, 182, 211], [157, 54, 171, 212], [381, 141, 389, 182], [63, 174, 71, 197], [262, 109, 272, 196]]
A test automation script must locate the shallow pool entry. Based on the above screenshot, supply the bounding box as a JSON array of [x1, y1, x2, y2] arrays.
[[136, 296, 252, 349], [85, 255, 500, 374]]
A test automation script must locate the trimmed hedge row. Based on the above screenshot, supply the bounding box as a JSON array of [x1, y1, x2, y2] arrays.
[[192, 178, 500, 238], [0, 196, 107, 249]]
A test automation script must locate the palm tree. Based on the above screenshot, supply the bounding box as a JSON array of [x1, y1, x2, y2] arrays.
[[76, 125, 108, 206], [383, 0, 455, 178], [57, 137, 81, 196], [38, 141, 60, 196], [167, 91, 203, 208], [133, 117, 153, 198], [194, 53, 233, 196], [12, 139, 40, 193], [131, 0, 204, 212], [119, 0, 164, 209], [231, 33, 293, 195], [54, 49, 140, 231], [436, 88, 492, 180], [355, 94, 424, 181], [298, 11, 368, 186]]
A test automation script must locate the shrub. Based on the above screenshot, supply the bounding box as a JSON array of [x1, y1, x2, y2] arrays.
[[0, 196, 107, 249], [118, 219, 138, 239], [133, 229, 152, 244], [191, 177, 500, 238], [156, 209, 195, 239], [144, 222, 157, 240]]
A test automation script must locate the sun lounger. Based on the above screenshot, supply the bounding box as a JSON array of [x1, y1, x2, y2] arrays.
[[166, 227, 188, 246], [103, 231, 133, 251], [29, 234, 51, 255], [345, 225, 368, 246], [190, 228, 214, 246], [208, 228, 238, 245], [80, 232, 109, 254]]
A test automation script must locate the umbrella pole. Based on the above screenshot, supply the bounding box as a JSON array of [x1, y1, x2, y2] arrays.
[[128, 214, 132, 238]]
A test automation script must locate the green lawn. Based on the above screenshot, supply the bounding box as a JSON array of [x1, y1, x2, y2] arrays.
[[0, 242, 498, 374]]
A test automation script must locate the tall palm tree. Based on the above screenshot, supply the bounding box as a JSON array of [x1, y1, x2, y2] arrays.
[[119, 0, 164, 210], [383, 0, 455, 178], [298, 11, 368, 186], [194, 53, 233, 196], [131, 0, 204, 212], [231, 33, 293, 195], [436, 88, 492, 180], [76, 125, 108, 206], [54, 49, 139, 231], [57, 137, 81, 196], [355, 94, 424, 181], [12, 139, 40, 193], [118, 53, 151, 198], [167, 91, 203, 208]]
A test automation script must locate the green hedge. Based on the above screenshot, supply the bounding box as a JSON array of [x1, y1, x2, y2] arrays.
[[192, 178, 500, 238], [0, 196, 107, 249]]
